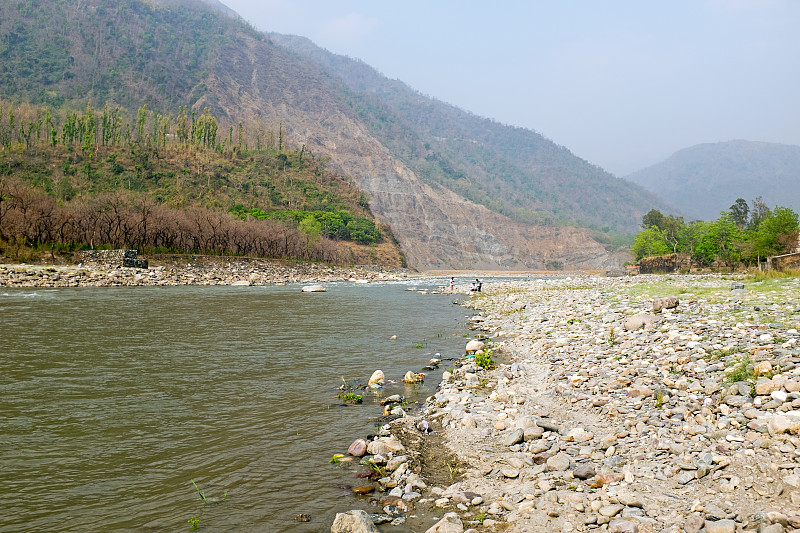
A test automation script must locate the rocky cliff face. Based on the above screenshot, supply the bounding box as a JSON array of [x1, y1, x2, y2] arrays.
[[0, 0, 627, 271], [319, 137, 615, 270], [204, 34, 618, 270]]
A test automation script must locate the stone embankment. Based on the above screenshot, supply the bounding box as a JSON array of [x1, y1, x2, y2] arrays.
[[334, 274, 800, 533], [0, 256, 408, 287]]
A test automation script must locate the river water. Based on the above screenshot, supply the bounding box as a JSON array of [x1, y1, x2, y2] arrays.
[[0, 280, 475, 532]]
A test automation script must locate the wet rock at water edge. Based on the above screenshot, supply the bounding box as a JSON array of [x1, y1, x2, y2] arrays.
[[301, 284, 326, 292], [348, 439, 368, 457], [352, 484, 376, 495], [465, 339, 485, 354], [368, 370, 385, 386], [331, 509, 379, 533], [369, 513, 394, 525], [402, 371, 425, 383]]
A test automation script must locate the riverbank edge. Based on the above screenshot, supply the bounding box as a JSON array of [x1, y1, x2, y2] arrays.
[[375, 272, 800, 533], [0, 255, 416, 287]]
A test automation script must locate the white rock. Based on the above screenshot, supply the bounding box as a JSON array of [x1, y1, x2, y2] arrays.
[[772, 390, 789, 403], [367, 437, 406, 456], [331, 510, 379, 533], [425, 512, 463, 532], [301, 284, 326, 292], [465, 340, 485, 353], [768, 413, 800, 435], [368, 370, 385, 386]]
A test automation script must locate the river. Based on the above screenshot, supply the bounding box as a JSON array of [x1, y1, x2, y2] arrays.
[[0, 280, 475, 532]]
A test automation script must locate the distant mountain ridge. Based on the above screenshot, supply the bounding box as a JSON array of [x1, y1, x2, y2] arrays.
[[626, 140, 800, 221], [0, 0, 668, 269]]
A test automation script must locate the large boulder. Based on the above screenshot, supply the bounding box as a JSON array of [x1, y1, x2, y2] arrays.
[[622, 313, 660, 331], [425, 512, 464, 533], [331, 510, 379, 533], [301, 284, 326, 292], [767, 412, 800, 435], [653, 296, 679, 313], [368, 370, 385, 386], [465, 340, 485, 354], [367, 436, 406, 456], [347, 439, 368, 457]]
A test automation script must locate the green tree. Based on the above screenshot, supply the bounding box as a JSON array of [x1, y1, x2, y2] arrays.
[[678, 220, 708, 257], [641, 208, 665, 230], [298, 214, 322, 249], [694, 213, 742, 266], [631, 226, 671, 260], [750, 206, 799, 259], [347, 218, 381, 245], [730, 198, 749, 229], [748, 196, 772, 231], [661, 215, 684, 253]]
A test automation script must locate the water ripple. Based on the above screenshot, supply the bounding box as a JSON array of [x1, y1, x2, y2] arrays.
[[0, 284, 470, 532]]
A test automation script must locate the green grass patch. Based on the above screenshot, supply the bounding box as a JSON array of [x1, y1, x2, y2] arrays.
[[724, 355, 754, 384], [749, 269, 800, 281]]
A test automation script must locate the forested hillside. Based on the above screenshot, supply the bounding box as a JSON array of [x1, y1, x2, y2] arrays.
[[270, 33, 671, 233], [626, 140, 800, 221], [0, 0, 253, 111], [0, 0, 640, 269], [0, 97, 399, 265]]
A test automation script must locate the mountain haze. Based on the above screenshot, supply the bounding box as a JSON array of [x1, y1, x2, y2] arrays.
[[626, 140, 800, 221], [268, 33, 669, 234], [0, 0, 666, 269]]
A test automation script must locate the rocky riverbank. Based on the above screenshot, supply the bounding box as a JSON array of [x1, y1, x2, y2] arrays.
[[0, 255, 410, 287], [334, 273, 800, 533]]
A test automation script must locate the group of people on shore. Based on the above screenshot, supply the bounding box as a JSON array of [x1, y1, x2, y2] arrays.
[[448, 277, 482, 292]]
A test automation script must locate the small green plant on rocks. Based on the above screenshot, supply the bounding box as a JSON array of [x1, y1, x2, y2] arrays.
[[608, 328, 618, 346], [339, 392, 363, 403], [655, 389, 665, 409], [475, 348, 496, 370], [447, 462, 459, 481], [369, 462, 387, 477], [725, 355, 754, 384]]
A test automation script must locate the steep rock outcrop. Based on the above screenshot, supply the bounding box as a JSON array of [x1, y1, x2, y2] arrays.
[[205, 35, 616, 270]]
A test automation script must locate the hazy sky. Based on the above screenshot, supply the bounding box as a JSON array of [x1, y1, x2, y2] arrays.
[[220, 0, 800, 176]]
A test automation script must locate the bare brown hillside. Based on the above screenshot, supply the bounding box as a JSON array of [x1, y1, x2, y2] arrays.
[[202, 34, 616, 270], [0, 0, 627, 270]]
